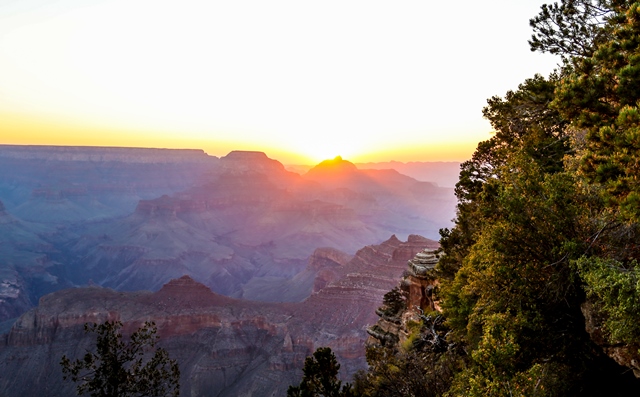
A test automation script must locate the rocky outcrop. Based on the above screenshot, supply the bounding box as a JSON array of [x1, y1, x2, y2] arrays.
[[0, 270, 32, 321], [393, 235, 440, 261], [308, 247, 353, 292], [307, 247, 352, 272], [133, 195, 193, 218], [302, 237, 439, 372], [306, 156, 358, 176], [405, 248, 440, 312], [221, 150, 288, 173], [367, 247, 441, 349]]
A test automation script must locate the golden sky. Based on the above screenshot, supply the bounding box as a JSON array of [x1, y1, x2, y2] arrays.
[[0, 0, 558, 164]]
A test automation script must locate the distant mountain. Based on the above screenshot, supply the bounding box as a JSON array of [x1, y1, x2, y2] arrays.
[[302, 156, 455, 235], [0, 146, 453, 396], [355, 160, 461, 187], [0, 235, 437, 397], [286, 159, 461, 187]]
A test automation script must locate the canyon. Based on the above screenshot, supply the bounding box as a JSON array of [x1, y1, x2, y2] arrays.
[[0, 235, 438, 396], [0, 145, 456, 395], [0, 145, 456, 319]]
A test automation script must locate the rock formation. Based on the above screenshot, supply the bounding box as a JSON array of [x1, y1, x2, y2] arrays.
[[367, 246, 441, 349], [405, 249, 441, 312], [302, 156, 456, 236], [58, 153, 452, 302]]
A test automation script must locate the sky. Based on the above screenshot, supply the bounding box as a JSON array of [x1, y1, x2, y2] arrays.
[[0, 0, 560, 164]]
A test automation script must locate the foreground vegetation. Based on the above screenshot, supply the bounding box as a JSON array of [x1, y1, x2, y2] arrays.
[[292, 1, 640, 395], [61, 321, 180, 397]]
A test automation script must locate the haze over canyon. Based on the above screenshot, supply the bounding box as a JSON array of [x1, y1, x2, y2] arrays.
[[0, 145, 458, 395]]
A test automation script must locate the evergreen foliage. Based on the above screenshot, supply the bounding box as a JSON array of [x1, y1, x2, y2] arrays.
[[529, 0, 615, 59], [551, 1, 640, 222], [293, 1, 640, 395], [577, 257, 640, 343], [287, 347, 355, 397], [380, 287, 406, 318], [437, 1, 640, 393], [60, 320, 180, 397]]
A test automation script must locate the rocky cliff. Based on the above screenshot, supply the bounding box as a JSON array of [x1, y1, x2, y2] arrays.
[[581, 301, 640, 377]]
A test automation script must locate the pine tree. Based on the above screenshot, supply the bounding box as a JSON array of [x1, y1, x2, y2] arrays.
[[60, 320, 180, 397], [287, 347, 354, 397]]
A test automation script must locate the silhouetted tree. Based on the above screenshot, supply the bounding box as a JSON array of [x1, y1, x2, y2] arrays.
[[61, 320, 180, 397], [287, 347, 355, 397]]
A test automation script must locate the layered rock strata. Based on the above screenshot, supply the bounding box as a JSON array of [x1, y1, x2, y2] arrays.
[[0, 200, 62, 321], [405, 249, 440, 312]]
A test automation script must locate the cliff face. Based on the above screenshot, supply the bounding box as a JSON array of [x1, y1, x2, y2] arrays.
[[0, 235, 438, 397], [0, 278, 301, 397], [0, 269, 32, 321]]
